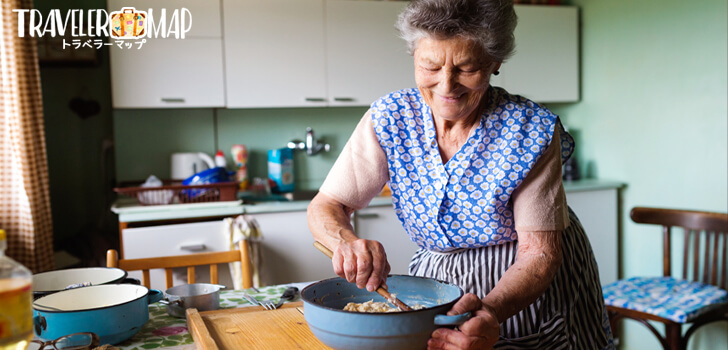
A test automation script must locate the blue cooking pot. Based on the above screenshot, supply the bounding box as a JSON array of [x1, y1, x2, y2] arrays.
[[301, 275, 470, 350], [32, 284, 163, 345]]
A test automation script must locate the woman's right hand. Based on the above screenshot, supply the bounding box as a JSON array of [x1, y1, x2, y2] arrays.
[[333, 239, 391, 292]]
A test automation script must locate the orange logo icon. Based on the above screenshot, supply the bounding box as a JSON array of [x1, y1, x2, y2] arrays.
[[110, 7, 146, 39]]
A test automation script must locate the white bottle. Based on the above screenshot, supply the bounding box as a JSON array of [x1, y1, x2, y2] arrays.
[[0, 229, 33, 350], [214, 150, 227, 168]]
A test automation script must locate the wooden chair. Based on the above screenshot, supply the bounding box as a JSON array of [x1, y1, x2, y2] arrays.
[[107, 239, 253, 290], [603, 207, 728, 350]]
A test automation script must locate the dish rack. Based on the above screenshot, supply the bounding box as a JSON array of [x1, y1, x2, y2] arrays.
[[114, 181, 239, 205]]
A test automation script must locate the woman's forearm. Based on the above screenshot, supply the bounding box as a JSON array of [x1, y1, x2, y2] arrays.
[[307, 193, 359, 248], [482, 231, 563, 324]]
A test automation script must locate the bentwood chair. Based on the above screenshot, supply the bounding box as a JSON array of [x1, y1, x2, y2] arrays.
[[107, 239, 253, 289], [602, 207, 728, 350]]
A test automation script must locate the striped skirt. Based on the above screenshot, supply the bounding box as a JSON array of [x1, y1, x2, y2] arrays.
[[409, 209, 615, 349]]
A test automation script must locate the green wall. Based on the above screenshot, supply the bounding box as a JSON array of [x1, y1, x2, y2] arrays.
[[551, 0, 727, 348], [36, 0, 118, 257], [114, 106, 368, 190]]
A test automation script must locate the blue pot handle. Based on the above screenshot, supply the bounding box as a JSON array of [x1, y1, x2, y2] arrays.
[[33, 314, 47, 336], [147, 289, 163, 304], [434, 312, 471, 327]]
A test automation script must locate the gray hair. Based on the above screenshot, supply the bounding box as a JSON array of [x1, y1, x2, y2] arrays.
[[395, 0, 517, 63]]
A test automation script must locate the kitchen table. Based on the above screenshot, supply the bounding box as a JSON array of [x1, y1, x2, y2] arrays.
[[115, 282, 313, 350]]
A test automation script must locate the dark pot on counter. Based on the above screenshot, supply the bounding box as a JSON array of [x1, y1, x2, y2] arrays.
[[161, 283, 225, 318], [32, 267, 136, 299], [301, 275, 469, 350], [32, 284, 163, 345]]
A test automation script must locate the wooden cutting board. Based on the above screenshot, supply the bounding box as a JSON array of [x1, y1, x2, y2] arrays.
[[186, 302, 332, 350]]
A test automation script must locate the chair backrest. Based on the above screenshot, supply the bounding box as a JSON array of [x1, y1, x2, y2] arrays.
[[107, 239, 253, 290], [631, 207, 728, 289]]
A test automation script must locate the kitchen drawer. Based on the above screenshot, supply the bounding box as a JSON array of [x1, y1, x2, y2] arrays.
[[122, 220, 233, 290]]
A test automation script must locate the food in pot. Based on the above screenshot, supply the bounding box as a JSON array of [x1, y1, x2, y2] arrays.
[[343, 297, 424, 313]]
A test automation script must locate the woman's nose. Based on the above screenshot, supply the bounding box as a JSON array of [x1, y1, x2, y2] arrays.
[[440, 69, 458, 91]]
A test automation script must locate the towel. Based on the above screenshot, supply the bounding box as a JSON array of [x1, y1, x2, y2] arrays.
[[224, 215, 263, 289]]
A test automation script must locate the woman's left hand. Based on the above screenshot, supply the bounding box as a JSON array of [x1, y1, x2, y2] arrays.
[[427, 293, 499, 350]]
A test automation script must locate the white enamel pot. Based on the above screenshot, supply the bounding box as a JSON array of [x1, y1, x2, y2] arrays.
[[32, 267, 134, 299]]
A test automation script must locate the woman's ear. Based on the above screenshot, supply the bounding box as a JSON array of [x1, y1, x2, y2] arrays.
[[491, 62, 502, 75]]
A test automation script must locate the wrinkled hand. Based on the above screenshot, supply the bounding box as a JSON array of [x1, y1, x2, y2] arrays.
[[428, 293, 499, 350], [332, 239, 391, 292]]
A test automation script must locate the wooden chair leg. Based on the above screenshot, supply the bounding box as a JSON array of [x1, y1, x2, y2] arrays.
[[608, 310, 621, 340], [665, 324, 684, 350]]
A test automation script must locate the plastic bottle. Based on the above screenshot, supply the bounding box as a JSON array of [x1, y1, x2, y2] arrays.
[[0, 229, 33, 350], [231, 145, 248, 190], [214, 150, 227, 168]]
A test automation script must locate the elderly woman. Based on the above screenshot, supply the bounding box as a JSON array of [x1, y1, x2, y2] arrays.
[[308, 0, 613, 349]]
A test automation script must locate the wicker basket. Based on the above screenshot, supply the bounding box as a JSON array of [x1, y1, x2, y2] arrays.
[[114, 181, 239, 205]]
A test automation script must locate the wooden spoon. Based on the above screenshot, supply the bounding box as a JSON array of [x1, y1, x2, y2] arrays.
[[313, 241, 413, 311]]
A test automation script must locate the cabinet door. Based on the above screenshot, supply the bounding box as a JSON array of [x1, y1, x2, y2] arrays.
[[251, 211, 334, 285], [355, 206, 418, 275], [565, 189, 619, 285], [223, 0, 328, 108], [122, 220, 233, 290], [492, 5, 579, 102], [108, 0, 222, 38], [325, 0, 415, 106], [110, 38, 225, 108]]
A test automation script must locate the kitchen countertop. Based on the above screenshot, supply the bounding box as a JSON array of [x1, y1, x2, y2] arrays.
[[111, 179, 624, 223]]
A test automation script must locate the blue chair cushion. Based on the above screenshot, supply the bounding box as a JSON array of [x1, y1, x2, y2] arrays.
[[602, 276, 728, 323]]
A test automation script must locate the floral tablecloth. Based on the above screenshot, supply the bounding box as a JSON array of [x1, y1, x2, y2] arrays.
[[115, 282, 312, 350]]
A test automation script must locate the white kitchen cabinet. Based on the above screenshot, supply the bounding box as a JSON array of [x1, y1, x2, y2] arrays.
[[108, 0, 225, 108], [107, 0, 222, 38], [223, 0, 414, 108], [565, 186, 621, 286], [250, 211, 334, 285], [325, 0, 415, 106], [122, 220, 233, 290], [354, 205, 418, 275], [491, 5, 579, 102], [223, 0, 328, 108]]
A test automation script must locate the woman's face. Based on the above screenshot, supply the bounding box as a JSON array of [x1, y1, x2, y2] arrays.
[[414, 36, 500, 123]]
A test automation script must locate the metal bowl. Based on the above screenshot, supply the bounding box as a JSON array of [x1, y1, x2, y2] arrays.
[[162, 283, 225, 318]]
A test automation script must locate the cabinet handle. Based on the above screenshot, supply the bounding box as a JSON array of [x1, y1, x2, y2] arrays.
[[304, 97, 326, 102], [357, 213, 379, 219], [333, 97, 355, 102], [161, 98, 185, 103], [179, 244, 206, 252]]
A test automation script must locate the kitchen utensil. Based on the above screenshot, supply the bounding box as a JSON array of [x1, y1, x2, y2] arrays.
[[301, 275, 469, 350], [32, 284, 163, 345], [161, 283, 225, 318], [259, 298, 277, 311], [242, 293, 261, 307], [275, 286, 299, 309], [31, 267, 132, 299], [186, 302, 328, 350], [313, 241, 412, 311], [170, 152, 216, 180]]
